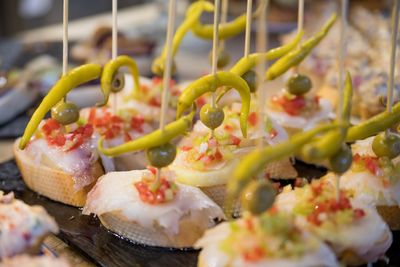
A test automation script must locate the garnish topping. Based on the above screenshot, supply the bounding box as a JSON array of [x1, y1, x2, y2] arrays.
[[293, 180, 365, 227], [352, 153, 400, 185], [219, 211, 314, 262], [88, 107, 145, 140], [269, 92, 320, 116], [40, 119, 93, 151], [134, 167, 178, 204]]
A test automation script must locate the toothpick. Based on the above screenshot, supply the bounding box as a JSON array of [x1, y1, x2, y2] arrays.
[[112, 0, 118, 113], [293, 0, 304, 73], [386, 0, 400, 136], [62, 0, 68, 102], [335, 0, 348, 201], [220, 0, 229, 51], [256, 0, 268, 150], [297, 0, 304, 34], [244, 0, 253, 58], [211, 0, 221, 109], [158, 0, 177, 182], [337, 0, 347, 122]]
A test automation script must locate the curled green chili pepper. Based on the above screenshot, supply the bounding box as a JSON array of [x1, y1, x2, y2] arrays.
[[346, 102, 400, 142], [98, 105, 196, 157], [152, 1, 214, 76], [227, 123, 340, 198], [176, 71, 251, 137], [100, 55, 140, 106], [266, 14, 337, 81], [191, 0, 266, 40], [300, 71, 353, 160], [19, 64, 102, 150], [229, 30, 304, 77]]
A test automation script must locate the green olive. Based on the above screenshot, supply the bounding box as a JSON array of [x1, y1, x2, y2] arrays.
[[200, 104, 225, 130], [152, 58, 177, 77], [209, 49, 231, 69], [146, 142, 177, 168], [329, 144, 353, 174], [287, 74, 312, 95], [51, 101, 79, 125], [111, 72, 125, 93], [240, 180, 276, 215], [372, 132, 400, 159], [241, 70, 258, 93]]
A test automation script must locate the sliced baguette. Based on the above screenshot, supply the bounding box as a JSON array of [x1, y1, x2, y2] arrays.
[[14, 139, 103, 207], [100, 211, 209, 248]]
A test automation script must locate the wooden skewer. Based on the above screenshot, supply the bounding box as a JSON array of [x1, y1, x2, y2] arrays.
[[112, 0, 118, 113], [62, 0, 68, 102], [297, 0, 304, 34], [244, 0, 253, 58], [211, 0, 221, 109], [293, 0, 304, 73], [62, 0, 68, 76], [157, 0, 177, 181], [335, 0, 348, 201], [386, 0, 400, 137], [255, 0, 268, 150], [220, 0, 229, 51]]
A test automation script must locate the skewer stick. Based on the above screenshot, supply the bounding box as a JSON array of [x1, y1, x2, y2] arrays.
[[244, 0, 253, 58], [335, 0, 348, 201], [157, 0, 177, 181], [297, 0, 304, 34], [337, 0, 347, 122], [386, 0, 400, 136], [62, 0, 68, 102], [256, 0, 268, 150], [292, 0, 304, 73], [62, 0, 68, 76], [211, 0, 221, 108], [112, 0, 118, 113], [220, 0, 229, 51]]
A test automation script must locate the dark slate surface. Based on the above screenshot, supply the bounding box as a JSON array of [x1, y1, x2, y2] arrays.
[[0, 159, 398, 267]]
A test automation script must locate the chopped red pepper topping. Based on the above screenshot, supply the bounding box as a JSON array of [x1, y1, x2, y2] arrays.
[[243, 246, 266, 263], [130, 115, 145, 133], [305, 182, 365, 226], [230, 135, 241, 146], [248, 112, 258, 127], [134, 171, 178, 205], [41, 119, 93, 151], [353, 153, 380, 176], [271, 95, 306, 116]]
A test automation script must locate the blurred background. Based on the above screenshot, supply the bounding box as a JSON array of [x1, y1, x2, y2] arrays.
[[0, 0, 392, 133]]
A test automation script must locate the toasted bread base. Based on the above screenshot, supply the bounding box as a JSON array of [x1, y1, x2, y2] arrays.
[[14, 139, 103, 207], [338, 227, 392, 266], [201, 184, 241, 218], [377, 205, 400, 230], [99, 212, 207, 248]]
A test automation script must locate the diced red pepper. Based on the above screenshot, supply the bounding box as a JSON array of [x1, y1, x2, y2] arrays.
[[364, 157, 380, 176], [181, 145, 193, 151], [353, 208, 366, 220], [248, 112, 258, 127], [271, 95, 306, 116], [230, 135, 241, 146], [134, 177, 177, 205], [243, 246, 265, 263], [131, 115, 145, 133], [196, 97, 206, 108]]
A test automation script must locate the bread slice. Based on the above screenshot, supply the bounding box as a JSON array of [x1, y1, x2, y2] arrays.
[[99, 211, 208, 248], [377, 205, 400, 230], [14, 139, 103, 207]]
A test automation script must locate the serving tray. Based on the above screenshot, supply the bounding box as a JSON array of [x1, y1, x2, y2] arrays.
[[0, 159, 398, 267]]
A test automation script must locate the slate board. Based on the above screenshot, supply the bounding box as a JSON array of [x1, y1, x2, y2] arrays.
[[0, 159, 399, 267]]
